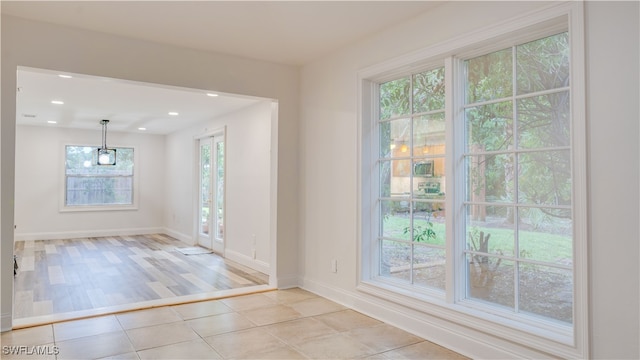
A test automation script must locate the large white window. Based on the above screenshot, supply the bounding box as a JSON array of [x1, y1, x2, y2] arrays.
[[359, 4, 586, 357], [463, 32, 572, 323], [64, 145, 134, 208], [378, 67, 447, 291]]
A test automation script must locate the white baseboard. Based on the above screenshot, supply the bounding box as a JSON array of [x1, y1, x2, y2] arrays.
[[299, 277, 545, 360], [161, 227, 193, 245], [14, 227, 165, 241], [275, 274, 301, 289], [1, 312, 12, 332], [224, 249, 270, 275]]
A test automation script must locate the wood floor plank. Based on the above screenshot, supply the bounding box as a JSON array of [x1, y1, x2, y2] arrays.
[[13, 234, 268, 320], [147, 281, 177, 299]]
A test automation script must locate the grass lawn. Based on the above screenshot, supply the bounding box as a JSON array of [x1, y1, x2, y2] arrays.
[[382, 214, 572, 264]]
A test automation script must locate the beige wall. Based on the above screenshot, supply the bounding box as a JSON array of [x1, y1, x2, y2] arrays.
[[299, 1, 638, 358], [2, 2, 639, 359], [14, 126, 166, 239], [1, 15, 299, 330], [163, 101, 274, 273]]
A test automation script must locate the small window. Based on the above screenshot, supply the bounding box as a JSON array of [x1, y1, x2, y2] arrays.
[[64, 145, 134, 207]]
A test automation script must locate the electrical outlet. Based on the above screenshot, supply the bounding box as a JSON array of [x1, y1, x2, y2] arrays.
[[331, 259, 338, 273]]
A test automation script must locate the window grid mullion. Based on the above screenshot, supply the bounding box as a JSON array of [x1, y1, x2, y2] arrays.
[[512, 44, 521, 315], [463, 86, 570, 109], [445, 55, 460, 304], [409, 75, 415, 285], [463, 145, 571, 158]]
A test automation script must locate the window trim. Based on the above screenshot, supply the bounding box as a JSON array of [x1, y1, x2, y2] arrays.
[[357, 2, 587, 358], [60, 143, 139, 212]]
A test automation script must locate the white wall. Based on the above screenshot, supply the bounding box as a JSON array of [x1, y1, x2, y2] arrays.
[[164, 101, 273, 272], [1, 15, 299, 331], [584, 2, 639, 358], [299, 1, 638, 359], [14, 126, 165, 239]]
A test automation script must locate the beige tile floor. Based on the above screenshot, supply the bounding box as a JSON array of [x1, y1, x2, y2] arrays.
[[1, 288, 468, 360]]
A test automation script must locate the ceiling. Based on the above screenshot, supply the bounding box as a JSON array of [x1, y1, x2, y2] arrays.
[[2, 1, 442, 66], [5, 1, 444, 134], [16, 67, 266, 135]]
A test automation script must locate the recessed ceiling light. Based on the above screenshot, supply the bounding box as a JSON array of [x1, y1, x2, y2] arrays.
[[47, 120, 57, 124], [51, 100, 64, 105], [138, 127, 147, 131], [206, 93, 219, 97], [58, 74, 72, 79], [168, 112, 179, 116]]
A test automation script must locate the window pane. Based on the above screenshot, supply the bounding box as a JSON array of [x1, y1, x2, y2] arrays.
[[201, 143, 211, 234], [382, 160, 412, 197], [413, 158, 445, 186], [215, 141, 225, 239], [517, 150, 571, 206], [413, 113, 445, 156], [467, 256, 514, 309], [381, 160, 410, 199], [380, 200, 410, 240], [66, 176, 133, 206], [380, 77, 410, 120], [414, 245, 446, 290], [466, 48, 513, 104], [465, 101, 513, 152], [516, 32, 569, 95], [517, 91, 570, 149], [65, 146, 134, 206], [66, 146, 134, 176], [466, 205, 515, 256], [518, 207, 572, 265], [413, 67, 445, 113], [412, 203, 445, 246], [381, 239, 411, 281], [519, 264, 573, 323], [466, 154, 515, 203], [380, 118, 411, 159]]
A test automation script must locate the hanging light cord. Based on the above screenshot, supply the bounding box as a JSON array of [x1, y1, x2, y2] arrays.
[[100, 119, 109, 150]]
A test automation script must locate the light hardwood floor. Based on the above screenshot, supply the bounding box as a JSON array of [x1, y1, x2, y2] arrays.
[[13, 234, 268, 323]]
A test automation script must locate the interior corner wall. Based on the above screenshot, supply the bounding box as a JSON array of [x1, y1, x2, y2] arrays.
[[1, 14, 299, 331], [299, 1, 639, 359], [164, 101, 273, 272], [13, 126, 166, 239]]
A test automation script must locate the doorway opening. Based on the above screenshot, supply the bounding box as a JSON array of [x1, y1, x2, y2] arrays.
[[12, 67, 277, 328]]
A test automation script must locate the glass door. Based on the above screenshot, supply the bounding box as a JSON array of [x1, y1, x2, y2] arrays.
[[213, 136, 225, 251], [198, 135, 225, 254]]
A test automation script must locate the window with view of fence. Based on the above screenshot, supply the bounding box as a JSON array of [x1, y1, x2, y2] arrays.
[[65, 146, 134, 207]]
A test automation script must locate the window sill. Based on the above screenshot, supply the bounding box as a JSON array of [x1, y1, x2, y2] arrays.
[[60, 205, 138, 213], [357, 280, 577, 357]]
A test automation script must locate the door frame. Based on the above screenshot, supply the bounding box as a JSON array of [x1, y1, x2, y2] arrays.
[[193, 127, 226, 255]]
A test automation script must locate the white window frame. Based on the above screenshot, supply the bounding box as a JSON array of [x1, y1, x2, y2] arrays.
[[60, 144, 139, 212], [357, 3, 587, 358]]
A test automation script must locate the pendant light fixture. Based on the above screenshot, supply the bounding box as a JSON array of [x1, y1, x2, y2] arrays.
[[95, 119, 116, 165]]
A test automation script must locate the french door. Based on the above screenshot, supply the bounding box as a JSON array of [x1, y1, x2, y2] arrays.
[[198, 135, 225, 254]]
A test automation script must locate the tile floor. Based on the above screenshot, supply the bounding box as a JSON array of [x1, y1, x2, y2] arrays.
[[1, 288, 468, 360]]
